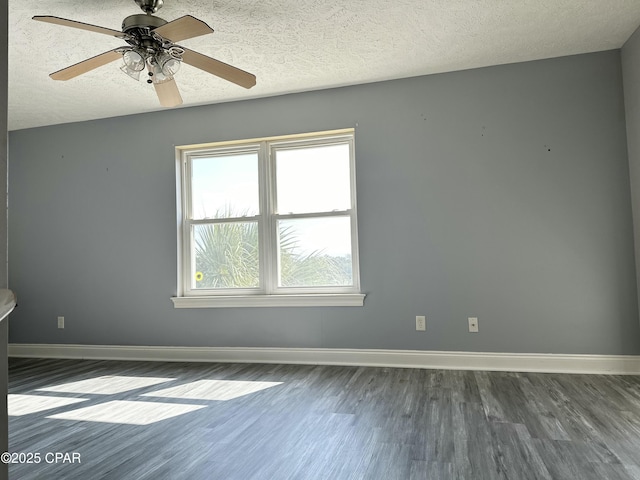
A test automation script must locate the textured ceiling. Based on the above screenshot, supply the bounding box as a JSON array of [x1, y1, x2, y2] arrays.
[[8, 0, 640, 131]]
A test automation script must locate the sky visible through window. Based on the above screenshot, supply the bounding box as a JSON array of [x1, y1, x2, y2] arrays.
[[191, 144, 352, 256], [192, 152, 259, 219]]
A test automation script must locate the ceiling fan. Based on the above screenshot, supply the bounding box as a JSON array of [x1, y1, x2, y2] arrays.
[[33, 0, 256, 107]]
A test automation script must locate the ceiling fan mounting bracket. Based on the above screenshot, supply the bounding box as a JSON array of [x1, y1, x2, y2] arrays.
[[135, 0, 164, 14]]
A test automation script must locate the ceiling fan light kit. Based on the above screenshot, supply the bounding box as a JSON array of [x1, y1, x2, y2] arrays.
[[33, 0, 256, 107]]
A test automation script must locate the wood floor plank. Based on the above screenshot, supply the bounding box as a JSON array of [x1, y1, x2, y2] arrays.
[[452, 401, 508, 480], [517, 373, 572, 441], [409, 460, 454, 480], [490, 422, 552, 480], [474, 371, 509, 423], [625, 464, 640, 480]]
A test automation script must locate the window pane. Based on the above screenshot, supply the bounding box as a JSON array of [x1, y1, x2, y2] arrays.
[[278, 217, 353, 287], [191, 152, 259, 220], [275, 143, 351, 214], [193, 223, 259, 289]]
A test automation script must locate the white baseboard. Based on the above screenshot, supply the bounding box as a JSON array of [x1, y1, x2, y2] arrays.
[[7, 343, 640, 375]]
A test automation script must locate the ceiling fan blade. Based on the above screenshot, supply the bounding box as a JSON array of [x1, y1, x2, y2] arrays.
[[50, 50, 122, 81], [33, 16, 123, 37], [181, 48, 256, 89], [152, 15, 214, 42], [154, 79, 183, 107]]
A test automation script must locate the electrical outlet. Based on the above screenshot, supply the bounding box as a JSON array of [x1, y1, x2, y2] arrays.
[[57, 316, 64, 329], [416, 315, 426, 331], [468, 317, 478, 332]]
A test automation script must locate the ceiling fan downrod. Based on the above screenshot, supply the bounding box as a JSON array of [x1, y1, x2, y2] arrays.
[[135, 0, 164, 14]]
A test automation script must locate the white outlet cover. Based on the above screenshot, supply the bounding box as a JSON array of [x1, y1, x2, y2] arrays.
[[468, 317, 479, 332]]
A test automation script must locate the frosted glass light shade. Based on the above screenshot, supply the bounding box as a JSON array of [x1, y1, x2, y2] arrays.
[[120, 64, 142, 81], [123, 50, 145, 72], [157, 54, 181, 77]]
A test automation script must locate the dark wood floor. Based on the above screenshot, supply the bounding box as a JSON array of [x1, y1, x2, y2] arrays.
[[6, 357, 640, 480]]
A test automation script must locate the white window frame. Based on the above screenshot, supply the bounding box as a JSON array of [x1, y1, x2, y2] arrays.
[[172, 129, 365, 308]]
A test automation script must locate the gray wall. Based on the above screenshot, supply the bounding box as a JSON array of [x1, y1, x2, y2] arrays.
[[1, 0, 9, 476], [8, 50, 640, 355], [0, 0, 6, 286], [623, 26, 640, 325]]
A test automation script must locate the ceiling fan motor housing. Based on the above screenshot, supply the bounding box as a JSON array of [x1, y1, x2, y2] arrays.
[[122, 14, 167, 33]]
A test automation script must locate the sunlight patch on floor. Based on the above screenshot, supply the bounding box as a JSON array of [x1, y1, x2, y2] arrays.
[[38, 376, 175, 395], [8, 394, 88, 416], [141, 379, 283, 401], [46, 400, 206, 425]]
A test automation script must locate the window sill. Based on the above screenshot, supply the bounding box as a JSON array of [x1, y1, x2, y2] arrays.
[[171, 294, 366, 308]]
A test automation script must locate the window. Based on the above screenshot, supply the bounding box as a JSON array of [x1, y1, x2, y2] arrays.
[[172, 129, 364, 308]]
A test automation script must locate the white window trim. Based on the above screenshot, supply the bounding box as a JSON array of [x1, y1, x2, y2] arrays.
[[174, 129, 365, 308], [171, 293, 365, 308]]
